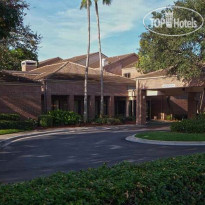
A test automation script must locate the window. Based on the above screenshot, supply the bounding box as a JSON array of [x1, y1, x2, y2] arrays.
[[124, 73, 131, 78], [51, 95, 68, 110]]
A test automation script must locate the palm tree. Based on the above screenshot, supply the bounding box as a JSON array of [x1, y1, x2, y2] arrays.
[[81, 0, 112, 118], [81, 0, 91, 123], [95, 0, 112, 118]]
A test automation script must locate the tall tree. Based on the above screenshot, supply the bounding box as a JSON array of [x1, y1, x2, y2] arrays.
[[0, 0, 41, 70], [81, 0, 112, 118], [81, 0, 91, 123], [95, 0, 112, 117], [138, 0, 205, 80]]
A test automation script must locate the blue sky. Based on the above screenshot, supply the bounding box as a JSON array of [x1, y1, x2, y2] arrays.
[[25, 0, 174, 61]]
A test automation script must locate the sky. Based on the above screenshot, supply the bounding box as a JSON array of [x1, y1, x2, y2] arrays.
[[25, 0, 174, 61]]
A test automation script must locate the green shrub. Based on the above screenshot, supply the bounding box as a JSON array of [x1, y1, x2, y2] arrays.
[[94, 117, 122, 125], [0, 113, 20, 121], [0, 154, 204, 204], [196, 113, 205, 120], [39, 115, 53, 127], [0, 120, 35, 130], [115, 115, 136, 123], [48, 110, 81, 126], [171, 118, 205, 133], [165, 114, 172, 121], [173, 114, 187, 120]]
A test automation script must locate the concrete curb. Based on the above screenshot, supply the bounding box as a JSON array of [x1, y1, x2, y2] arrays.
[[126, 135, 205, 146]]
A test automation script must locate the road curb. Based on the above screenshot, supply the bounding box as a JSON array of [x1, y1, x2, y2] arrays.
[[126, 135, 205, 146]]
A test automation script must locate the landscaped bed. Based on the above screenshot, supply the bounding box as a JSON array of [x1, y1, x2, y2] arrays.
[[135, 131, 205, 141], [0, 129, 22, 135], [0, 154, 204, 204]]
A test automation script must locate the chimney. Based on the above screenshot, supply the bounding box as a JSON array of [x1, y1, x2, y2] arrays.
[[21, 60, 37, 72], [102, 58, 108, 67]]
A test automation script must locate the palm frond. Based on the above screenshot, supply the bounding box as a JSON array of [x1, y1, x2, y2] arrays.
[[103, 0, 112, 5], [80, 0, 92, 9]]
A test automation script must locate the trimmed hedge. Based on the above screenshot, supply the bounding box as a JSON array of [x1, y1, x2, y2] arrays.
[[48, 110, 81, 126], [94, 117, 121, 125], [171, 114, 205, 133], [0, 120, 35, 130], [0, 154, 204, 204], [39, 115, 53, 128], [0, 113, 20, 121]]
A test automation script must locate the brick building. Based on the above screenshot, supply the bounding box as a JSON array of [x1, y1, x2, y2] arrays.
[[0, 53, 138, 120], [0, 52, 204, 124]]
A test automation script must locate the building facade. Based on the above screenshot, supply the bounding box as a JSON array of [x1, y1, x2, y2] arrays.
[[0, 52, 204, 123]]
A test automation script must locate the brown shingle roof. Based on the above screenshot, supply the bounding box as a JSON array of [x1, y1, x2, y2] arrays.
[[136, 69, 169, 78], [63, 52, 107, 63], [124, 61, 138, 69], [38, 57, 62, 68], [8, 60, 135, 85], [0, 70, 39, 83], [106, 53, 138, 65], [47, 62, 136, 85]]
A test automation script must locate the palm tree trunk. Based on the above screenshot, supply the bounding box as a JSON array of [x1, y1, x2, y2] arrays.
[[95, 1, 104, 118], [84, 0, 91, 123]]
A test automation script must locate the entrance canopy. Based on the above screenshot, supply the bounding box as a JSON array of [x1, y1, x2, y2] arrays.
[[136, 70, 205, 125]]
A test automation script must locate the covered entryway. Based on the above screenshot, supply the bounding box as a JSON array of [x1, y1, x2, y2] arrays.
[[136, 72, 205, 125]]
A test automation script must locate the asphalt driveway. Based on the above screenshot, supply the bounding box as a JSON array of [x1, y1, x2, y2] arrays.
[[0, 125, 205, 183]]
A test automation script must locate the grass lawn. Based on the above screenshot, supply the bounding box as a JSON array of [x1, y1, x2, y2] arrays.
[[136, 131, 205, 141], [0, 154, 204, 204], [0, 129, 22, 135]]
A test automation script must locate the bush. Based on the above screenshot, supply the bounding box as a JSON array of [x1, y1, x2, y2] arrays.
[[39, 115, 53, 127], [48, 110, 81, 126], [173, 114, 187, 120], [0, 154, 204, 204], [115, 115, 136, 123], [0, 120, 36, 130], [94, 117, 122, 125], [171, 117, 205, 133], [0, 113, 20, 121], [165, 114, 172, 121]]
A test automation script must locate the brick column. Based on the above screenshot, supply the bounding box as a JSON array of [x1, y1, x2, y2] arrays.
[[136, 89, 146, 125], [108, 96, 115, 117], [68, 95, 74, 112], [188, 92, 197, 119], [89, 95, 95, 120], [126, 98, 130, 117], [132, 99, 135, 117], [46, 93, 52, 112]]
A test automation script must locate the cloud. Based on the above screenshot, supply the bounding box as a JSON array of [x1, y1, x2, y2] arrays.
[[25, 0, 174, 60]]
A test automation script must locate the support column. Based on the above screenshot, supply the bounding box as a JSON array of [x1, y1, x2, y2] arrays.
[[136, 89, 146, 125], [89, 95, 95, 120], [108, 96, 115, 117], [188, 92, 197, 119], [132, 99, 135, 117], [46, 93, 52, 113], [68, 95, 74, 112], [126, 98, 130, 117]]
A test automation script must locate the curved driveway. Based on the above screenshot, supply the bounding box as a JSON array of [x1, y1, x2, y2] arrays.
[[0, 125, 205, 183]]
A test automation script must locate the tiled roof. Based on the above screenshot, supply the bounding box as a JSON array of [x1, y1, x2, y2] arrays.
[[9, 60, 135, 85], [0, 70, 40, 83], [106, 53, 138, 65], [38, 57, 62, 68], [63, 52, 107, 63], [136, 69, 169, 78], [46, 62, 136, 84], [123, 61, 138, 69]]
